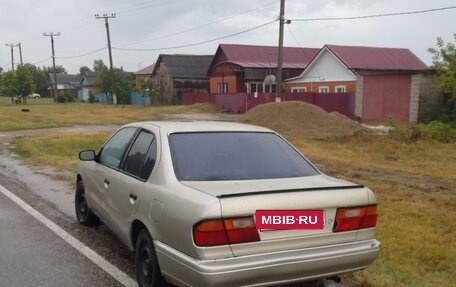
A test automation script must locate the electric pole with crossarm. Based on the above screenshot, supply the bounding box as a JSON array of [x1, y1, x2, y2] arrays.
[[43, 32, 61, 102], [95, 13, 117, 104]]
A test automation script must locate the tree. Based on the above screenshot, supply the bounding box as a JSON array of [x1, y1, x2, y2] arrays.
[[23, 64, 48, 95], [136, 77, 156, 106], [428, 34, 456, 99], [41, 65, 67, 75], [79, 66, 91, 76], [0, 71, 17, 100], [95, 63, 133, 104], [16, 65, 35, 104], [93, 59, 107, 72]]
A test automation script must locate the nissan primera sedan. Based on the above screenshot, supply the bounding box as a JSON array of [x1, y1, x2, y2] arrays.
[[76, 121, 380, 287]]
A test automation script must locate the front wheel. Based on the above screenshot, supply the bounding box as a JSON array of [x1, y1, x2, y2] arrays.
[[135, 229, 165, 287], [75, 181, 98, 226]]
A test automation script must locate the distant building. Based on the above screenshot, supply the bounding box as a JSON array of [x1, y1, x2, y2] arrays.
[[48, 73, 81, 98], [134, 64, 155, 88], [151, 54, 213, 104], [285, 45, 436, 122], [207, 44, 319, 94], [79, 71, 98, 101]]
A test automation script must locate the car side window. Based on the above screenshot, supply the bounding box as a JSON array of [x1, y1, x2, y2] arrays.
[[99, 127, 137, 168], [122, 131, 157, 180]]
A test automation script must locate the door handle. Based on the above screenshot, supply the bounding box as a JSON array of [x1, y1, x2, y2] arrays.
[[129, 194, 138, 205], [104, 179, 110, 189]]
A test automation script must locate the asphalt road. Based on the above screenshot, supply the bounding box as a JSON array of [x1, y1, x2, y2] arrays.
[[0, 184, 127, 287]]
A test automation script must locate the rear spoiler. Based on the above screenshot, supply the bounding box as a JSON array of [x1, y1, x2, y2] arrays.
[[216, 185, 365, 198]]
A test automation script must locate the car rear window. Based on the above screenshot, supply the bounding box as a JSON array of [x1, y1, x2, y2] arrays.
[[169, 132, 319, 181]]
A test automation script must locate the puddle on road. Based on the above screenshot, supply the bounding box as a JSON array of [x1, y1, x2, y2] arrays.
[[0, 125, 120, 220], [0, 151, 76, 219]]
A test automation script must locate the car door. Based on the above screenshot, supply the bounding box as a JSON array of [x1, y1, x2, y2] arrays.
[[86, 127, 138, 224], [105, 130, 158, 244]]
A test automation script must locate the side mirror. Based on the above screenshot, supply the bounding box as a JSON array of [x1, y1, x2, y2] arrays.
[[79, 150, 96, 161]]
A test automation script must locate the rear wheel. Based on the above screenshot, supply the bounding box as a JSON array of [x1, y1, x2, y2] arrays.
[[135, 229, 165, 287], [75, 181, 98, 226]]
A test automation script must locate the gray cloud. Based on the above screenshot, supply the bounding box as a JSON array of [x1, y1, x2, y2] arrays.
[[1, 0, 454, 73]]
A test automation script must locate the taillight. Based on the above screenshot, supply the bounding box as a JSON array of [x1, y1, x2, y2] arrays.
[[193, 217, 260, 247], [333, 205, 377, 232]]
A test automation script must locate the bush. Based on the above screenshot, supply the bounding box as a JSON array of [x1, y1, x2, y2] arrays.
[[387, 120, 455, 143], [424, 121, 455, 143], [56, 92, 74, 103], [389, 124, 425, 143], [88, 92, 96, 103]]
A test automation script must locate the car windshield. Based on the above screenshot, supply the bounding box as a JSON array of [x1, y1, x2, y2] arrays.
[[169, 132, 319, 181]]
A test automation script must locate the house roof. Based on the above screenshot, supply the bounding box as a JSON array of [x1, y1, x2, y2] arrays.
[[49, 73, 81, 86], [326, 44, 428, 71], [134, 64, 155, 75], [211, 44, 320, 69], [81, 71, 97, 85], [152, 54, 213, 79]]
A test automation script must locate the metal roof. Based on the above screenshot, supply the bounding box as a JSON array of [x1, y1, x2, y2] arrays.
[[212, 44, 320, 69], [152, 54, 213, 79], [326, 44, 428, 71], [134, 64, 155, 75], [49, 73, 81, 86]]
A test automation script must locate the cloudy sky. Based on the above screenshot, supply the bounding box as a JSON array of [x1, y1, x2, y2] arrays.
[[1, 0, 454, 74]]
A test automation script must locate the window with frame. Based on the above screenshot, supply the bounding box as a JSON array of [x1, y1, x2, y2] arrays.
[[122, 131, 157, 180], [318, 86, 329, 93], [291, 87, 307, 93], [99, 127, 137, 169], [248, 82, 265, 93], [217, 82, 228, 94], [335, 86, 346, 93]]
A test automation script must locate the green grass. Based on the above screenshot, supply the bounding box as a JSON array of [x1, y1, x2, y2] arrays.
[[14, 132, 110, 171], [0, 99, 219, 131]]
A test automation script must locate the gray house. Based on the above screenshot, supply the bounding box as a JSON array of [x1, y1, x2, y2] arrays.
[[152, 54, 213, 104], [48, 73, 81, 98], [79, 71, 98, 101]]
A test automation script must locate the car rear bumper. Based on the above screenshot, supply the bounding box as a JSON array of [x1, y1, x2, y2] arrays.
[[155, 239, 381, 287]]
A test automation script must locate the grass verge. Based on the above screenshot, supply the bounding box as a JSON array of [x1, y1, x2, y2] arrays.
[[0, 100, 220, 131]]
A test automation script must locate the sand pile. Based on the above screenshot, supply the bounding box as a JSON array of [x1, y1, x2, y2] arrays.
[[239, 101, 360, 139]]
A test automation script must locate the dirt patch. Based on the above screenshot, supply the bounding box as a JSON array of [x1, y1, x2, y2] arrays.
[[239, 101, 362, 139]]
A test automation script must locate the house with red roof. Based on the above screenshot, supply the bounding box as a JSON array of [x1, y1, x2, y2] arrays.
[[285, 44, 435, 122], [207, 44, 319, 94]]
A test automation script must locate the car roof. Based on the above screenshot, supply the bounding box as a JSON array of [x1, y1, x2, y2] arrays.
[[123, 121, 273, 134]]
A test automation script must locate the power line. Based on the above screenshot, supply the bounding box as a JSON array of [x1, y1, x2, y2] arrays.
[[56, 47, 106, 59], [290, 5, 456, 22], [113, 19, 277, 52], [115, 0, 181, 15], [115, 0, 278, 48], [33, 56, 53, 65]]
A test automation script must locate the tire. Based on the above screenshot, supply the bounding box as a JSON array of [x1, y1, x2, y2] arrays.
[[75, 181, 98, 226], [135, 229, 165, 287]]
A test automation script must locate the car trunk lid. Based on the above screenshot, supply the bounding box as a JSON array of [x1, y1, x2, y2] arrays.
[[183, 175, 373, 256]]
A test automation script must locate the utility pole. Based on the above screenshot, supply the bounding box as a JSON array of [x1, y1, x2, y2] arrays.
[[43, 32, 61, 102], [95, 13, 116, 104], [276, 0, 289, 102], [5, 43, 19, 71], [18, 42, 23, 66]]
